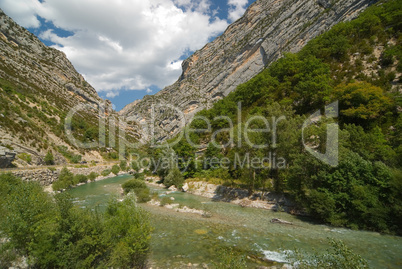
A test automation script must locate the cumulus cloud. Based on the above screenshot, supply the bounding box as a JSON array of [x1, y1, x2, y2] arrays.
[[228, 0, 249, 22], [0, 0, 41, 27], [0, 0, 229, 97]]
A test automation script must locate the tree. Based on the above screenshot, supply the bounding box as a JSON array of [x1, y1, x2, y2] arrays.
[[88, 172, 98, 181], [120, 160, 127, 171], [0, 174, 152, 268], [44, 151, 54, 165], [111, 164, 120, 175], [164, 167, 184, 189], [334, 82, 393, 125], [53, 167, 74, 191]]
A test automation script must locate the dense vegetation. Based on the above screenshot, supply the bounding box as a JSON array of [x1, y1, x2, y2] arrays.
[[122, 176, 152, 203], [0, 173, 151, 268], [149, 0, 402, 235]]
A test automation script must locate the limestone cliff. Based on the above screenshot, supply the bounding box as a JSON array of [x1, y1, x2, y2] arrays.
[[0, 10, 135, 166], [120, 0, 378, 142]]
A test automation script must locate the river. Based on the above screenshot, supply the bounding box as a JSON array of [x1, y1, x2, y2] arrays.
[[68, 174, 402, 268]]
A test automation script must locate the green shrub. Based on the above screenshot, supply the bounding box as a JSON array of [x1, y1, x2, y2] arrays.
[[44, 151, 54, 165], [164, 167, 184, 189], [120, 160, 127, 171], [122, 179, 147, 194], [17, 153, 31, 164], [133, 173, 145, 180], [121, 178, 150, 203], [160, 196, 173, 206], [0, 174, 151, 268], [73, 174, 87, 185], [287, 239, 369, 268], [88, 172, 98, 181], [52, 167, 74, 191], [135, 188, 151, 203], [111, 164, 120, 175], [70, 154, 82, 164], [101, 169, 111, 177]]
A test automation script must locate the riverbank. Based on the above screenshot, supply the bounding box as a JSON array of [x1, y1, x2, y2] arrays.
[[43, 170, 130, 193], [67, 174, 402, 269], [145, 176, 299, 214], [5, 163, 119, 186]]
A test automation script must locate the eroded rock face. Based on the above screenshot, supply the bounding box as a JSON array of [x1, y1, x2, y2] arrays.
[[0, 10, 138, 164], [120, 0, 378, 142], [0, 146, 16, 168]]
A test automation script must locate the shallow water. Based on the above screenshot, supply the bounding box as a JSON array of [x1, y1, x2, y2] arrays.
[[68, 175, 402, 268]]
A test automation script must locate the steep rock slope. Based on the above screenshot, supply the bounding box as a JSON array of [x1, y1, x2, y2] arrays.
[[0, 10, 132, 166], [121, 0, 378, 142]]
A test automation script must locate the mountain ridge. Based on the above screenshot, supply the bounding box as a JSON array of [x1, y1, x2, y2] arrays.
[[120, 0, 379, 142], [0, 9, 135, 166]]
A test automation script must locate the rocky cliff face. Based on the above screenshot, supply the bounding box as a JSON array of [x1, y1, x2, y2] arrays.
[[0, 145, 15, 168], [120, 0, 378, 142], [0, 10, 133, 166]]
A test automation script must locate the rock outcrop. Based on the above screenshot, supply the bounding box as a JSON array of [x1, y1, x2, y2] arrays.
[[0, 145, 15, 168], [120, 0, 378, 142]]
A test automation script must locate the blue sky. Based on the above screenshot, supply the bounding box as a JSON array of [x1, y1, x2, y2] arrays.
[[1, 0, 253, 111]]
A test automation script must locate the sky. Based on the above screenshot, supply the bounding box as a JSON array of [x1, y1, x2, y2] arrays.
[[0, 0, 253, 111]]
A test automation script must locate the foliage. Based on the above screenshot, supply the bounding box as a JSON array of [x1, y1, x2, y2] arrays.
[[44, 151, 54, 165], [334, 82, 393, 125], [161, 0, 402, 235], [17, 153, 31, 164], [289, 150, 395, 232], [52, 167, 74, 191], [88, 172, 98, 181], [211, 246, 247, 269], [57, 146, 82, 164], [159, 196, 173, 206], [73, 174, 88, 185], [288, 238, 369, 269], [101, 169, 111, 177], [111, 164, 120, 175], [122, 178, 151, 203], [0, 174, 151, 268], [120, 160, 128, 171], [164, 167, 184, 189]]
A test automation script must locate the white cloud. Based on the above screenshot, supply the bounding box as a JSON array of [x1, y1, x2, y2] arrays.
[[228, 0, 248, 22], [0, 0, 41, 27], [146, 88, 152, 94], [0, 0, 229, 97], [106, 91, 119, 98]]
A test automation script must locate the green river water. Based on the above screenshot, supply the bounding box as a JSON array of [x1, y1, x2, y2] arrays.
[[67, 175, 402, 268]]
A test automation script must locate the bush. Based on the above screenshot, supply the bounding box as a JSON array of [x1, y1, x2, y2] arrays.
[[44, 151, 54, 165], [288, 239, 369, 269], [88, 172, 98, 181], [70, 154, 82, 164], [120, 160, 127, 171], [53, 167, 74, 191], [111, 164, 120, 175], [17, 153, 31, 164], [122, 179, 147, 194], [121, 178, 150, 203], [135, 188, 151, 203], [164, 167, 184, 189], [133, 172, 145, 180], [0, 174, 151, 268], [73, 174, 88, 185], [101, 169, 111, 177], [160, 196, 173, 206]]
